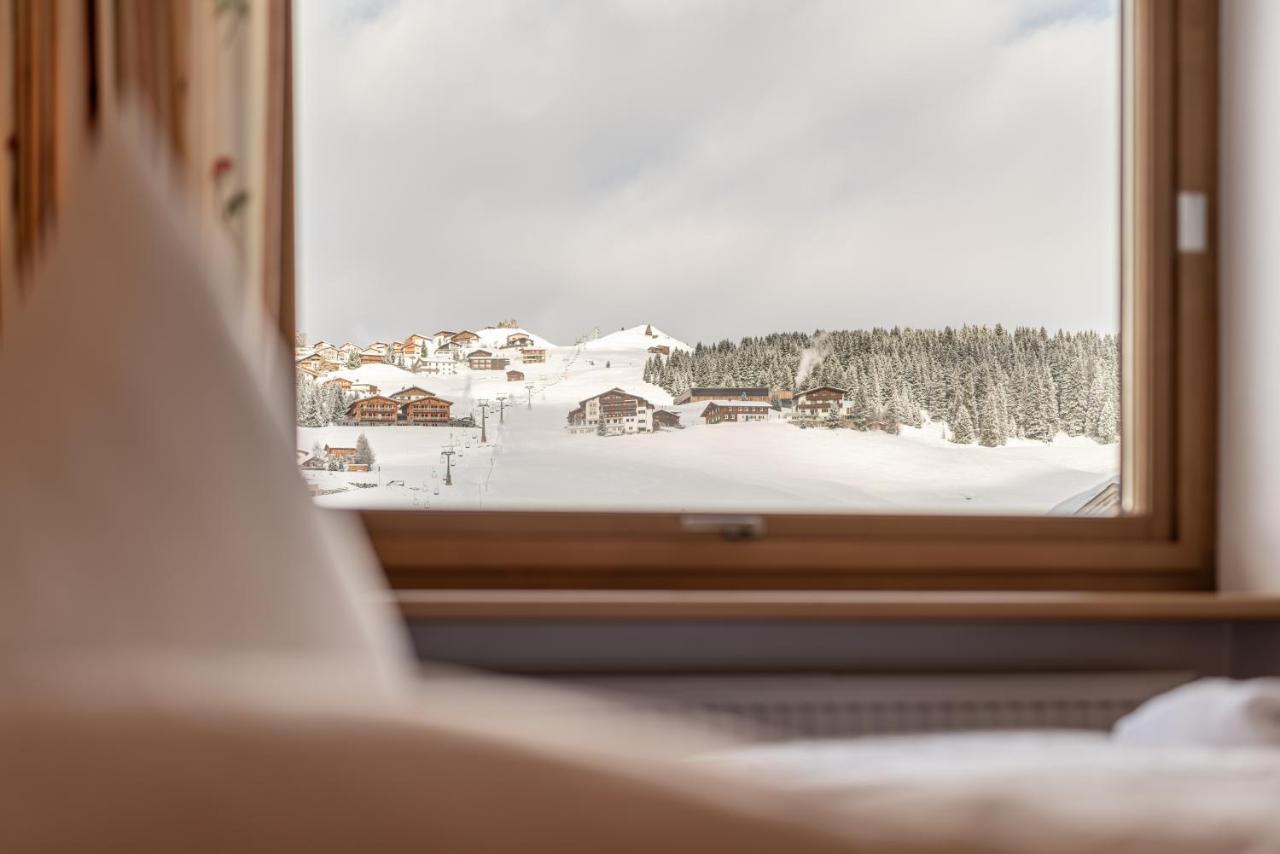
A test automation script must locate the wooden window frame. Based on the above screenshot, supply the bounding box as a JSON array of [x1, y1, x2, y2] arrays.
[[287, 0, 1218, 594]]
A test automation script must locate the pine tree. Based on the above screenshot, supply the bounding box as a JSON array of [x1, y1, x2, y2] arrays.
[[1088, 368, 1119, 443], [977, 389, 1006, 447], [346, 350, 360, 369], [296, 378, 323, 427], [354, 433, 376, 467], [950, 406, 976, 445]]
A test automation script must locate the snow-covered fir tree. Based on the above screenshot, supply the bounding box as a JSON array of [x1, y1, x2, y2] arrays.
[[951, 406, 976, 444], [354, 433, 375, 467]]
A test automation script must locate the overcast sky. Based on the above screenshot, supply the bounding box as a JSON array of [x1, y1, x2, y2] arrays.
[[297, 0, 1119, 346]]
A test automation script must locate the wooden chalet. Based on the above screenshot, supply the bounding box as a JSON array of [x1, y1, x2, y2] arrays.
[[647, 345, 671, 355], [350, 382, 380, 396], [450, 330, 480, 345], [702, 401, 771, 424], [324, 445, 357, 459], [467, 350, 510, 371], [347, 395, 399, 425], [793, 386, 847, 416], [502, 332, 534, 349], [568, 388, 655, 434], [653, 409, 682, 430], [674, 387, 769, 405], [295, 354, 325, 372], [299, 454, 327, 471], [359, 348, 385, 364], [337, 342, 360, 356], [506, 370, 525, 382], [323, 377, 354, 390], [413, 356, 457, 376], [521, 348, 546, 364], [368, 342, 390, 353], [399, 395, 453, 426], [390, 386, 434, 403]]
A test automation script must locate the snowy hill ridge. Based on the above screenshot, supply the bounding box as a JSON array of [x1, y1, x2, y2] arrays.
[[584, 324, 691, 353]]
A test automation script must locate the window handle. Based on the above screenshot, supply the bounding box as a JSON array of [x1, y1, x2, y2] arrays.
[[681, 514, 765, 541]]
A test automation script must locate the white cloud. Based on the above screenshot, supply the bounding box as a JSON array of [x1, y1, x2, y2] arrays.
[[297, 0, 1119, 345]]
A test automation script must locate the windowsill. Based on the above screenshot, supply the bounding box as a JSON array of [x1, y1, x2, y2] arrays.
[[393, 590, 1280, 621]]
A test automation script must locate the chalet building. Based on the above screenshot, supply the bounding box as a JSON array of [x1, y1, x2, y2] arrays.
[[405, 334, 430, 349], [435, 341, 461, 357], [413, 356, 457, 376], [467, 350, 510, 371], [320, 361, 342, 373], [368, 342, 390, 353], [502, 332, 534, 349], [311, 340, 333, 351], [793, 386, 847, 417], [299, 453, 327, 471], [391, 341, 405, 354], [450, 330, 480, 346], [399, 395, 453, 426], [647, 345, 671, 356], [674, 387, 769, 405], [653, 409, 682, 430], [350, 382, 380, 397], [324, 445, 357, 460], [506, 370, 525, 382], [390, 386, 434, 403], [296, 354, 325, 372], [296, 366, 321, 381], [702, 402, 771, 424], [359, 348, 385, 364], [337, 342, 359, 357], [323, 377, 353, 390], [567, 388, 655, 435], [521, 348, 546, 364], [315, 345, 338, 362], [770, 388, 795, 407], [346, 395, 400, 426]]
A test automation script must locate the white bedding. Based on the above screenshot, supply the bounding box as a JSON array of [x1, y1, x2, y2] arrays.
[[708, 732, 1280, 853]]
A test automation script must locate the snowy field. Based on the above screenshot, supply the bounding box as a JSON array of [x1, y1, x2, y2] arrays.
[[298, 325, 1119, 514]]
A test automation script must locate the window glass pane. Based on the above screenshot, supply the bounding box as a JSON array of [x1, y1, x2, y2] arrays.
[[295, 0, 1121, 515]]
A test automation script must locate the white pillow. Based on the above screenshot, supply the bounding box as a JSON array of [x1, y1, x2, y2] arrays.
[[0, 117, 407, 687], [1114, 677, 1280, 747]]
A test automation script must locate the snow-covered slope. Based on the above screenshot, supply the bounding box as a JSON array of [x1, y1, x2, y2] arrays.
[[583, 324, 691, 353]]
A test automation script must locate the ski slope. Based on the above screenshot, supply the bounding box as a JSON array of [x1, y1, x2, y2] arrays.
[[298, 324, 1119, 514]]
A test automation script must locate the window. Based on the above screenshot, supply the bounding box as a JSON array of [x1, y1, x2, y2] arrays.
[[291, 1, 1217, 591]]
